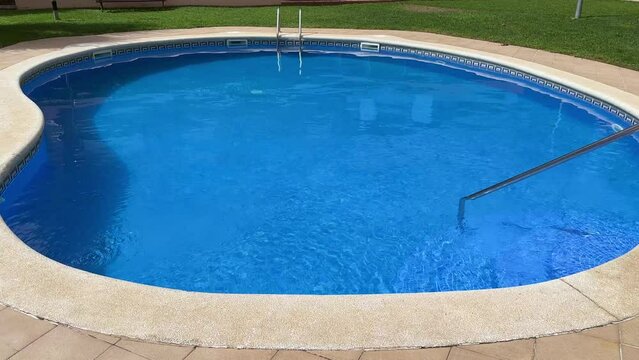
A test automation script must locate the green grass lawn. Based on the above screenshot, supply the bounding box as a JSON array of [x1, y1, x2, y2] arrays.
[[1, 0, 638, 69]]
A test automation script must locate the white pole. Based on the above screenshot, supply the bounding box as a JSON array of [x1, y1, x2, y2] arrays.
[[574, 0, 584, 19], [298, 8, 303, 74], [276, 7, 281, 38], [298, 8, 302, 41]]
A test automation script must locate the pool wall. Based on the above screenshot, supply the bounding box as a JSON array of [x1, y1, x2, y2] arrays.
[[8, 36, 639, 196], [1, 30, 639, 349]]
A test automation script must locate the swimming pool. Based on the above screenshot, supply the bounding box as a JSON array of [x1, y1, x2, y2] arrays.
[[2, 38, 639, 296]]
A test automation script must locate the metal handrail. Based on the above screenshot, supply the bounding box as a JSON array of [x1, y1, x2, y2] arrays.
[[275, 8, 303, 46], [276, 7, 281, 42], [457, 123, 639, 228], [298, 8, 303, 74], [298, 8, 303, 42]]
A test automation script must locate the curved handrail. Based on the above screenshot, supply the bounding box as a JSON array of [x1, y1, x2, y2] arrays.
[[457, 123, 639, 228]]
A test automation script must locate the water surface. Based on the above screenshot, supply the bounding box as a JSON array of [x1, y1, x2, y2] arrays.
[[2, 51, 638, 294]]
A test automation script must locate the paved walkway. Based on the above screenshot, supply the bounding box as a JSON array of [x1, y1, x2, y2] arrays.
[[1, 304, 639, 360], [2, 28, 639, 359]]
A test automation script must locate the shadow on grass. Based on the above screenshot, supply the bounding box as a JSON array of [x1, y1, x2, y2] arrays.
[[577, 14, 639, 19], [0, 6, 175, 15], [100, 6, 173, 13], [0, 21, 159, 47]]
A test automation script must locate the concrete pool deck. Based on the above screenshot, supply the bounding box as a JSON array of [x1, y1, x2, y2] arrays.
[[1, 27, 639, 358]]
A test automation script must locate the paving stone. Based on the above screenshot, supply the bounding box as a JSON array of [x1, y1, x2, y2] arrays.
[[621, 317, 639, 347], [0, 308, 55, 351], [448, 348, 498, 360], [0, 342, 17, 360], [77, 329, 120, 344], [116, 339, 194, 360], [308, 350, 363, 360], [622, 345, 639, 360], [580, 324, 620, 343], [96, 346, 148, 360], [360, 348, 450, 360], [10, 326, 111, 360], [272, 351, 325, 359], [535, 333, 620, 360], [185, 348, 277, 360], [460, 339, 534, 360]]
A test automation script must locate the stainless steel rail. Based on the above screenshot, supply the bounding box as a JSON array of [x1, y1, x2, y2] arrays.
[[298, 8, 303, 75], [275, 7, 303, 46], [276, 7, 281, 42], [298, 8, 303, 42], [457, 123, 639, 228]]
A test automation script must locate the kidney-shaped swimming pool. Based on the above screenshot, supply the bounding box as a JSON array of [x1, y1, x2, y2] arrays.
[[2, 41, 639, 295]]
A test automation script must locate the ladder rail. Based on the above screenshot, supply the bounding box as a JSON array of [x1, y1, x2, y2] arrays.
[[457, 123, 639, 228], [275, 7, 303, 47], [298, 8, 302, 42], [276, 7, 281, 42], [298, 7, 303, 74]]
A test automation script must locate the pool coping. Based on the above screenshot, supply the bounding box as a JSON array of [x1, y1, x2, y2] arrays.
[[1, 29, 639, 350]]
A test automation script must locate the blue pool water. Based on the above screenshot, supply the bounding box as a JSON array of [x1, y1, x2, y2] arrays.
[[2, 50, 639, 294]]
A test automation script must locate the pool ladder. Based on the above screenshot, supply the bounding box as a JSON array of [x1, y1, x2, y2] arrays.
[[275, 7, 304, 73], [275, 7, 303, 46], [457, 123, 639, 229]]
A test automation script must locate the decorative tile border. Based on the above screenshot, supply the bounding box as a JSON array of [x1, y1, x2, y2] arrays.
[[377, 43, 638, 125], [0, 141, 40, 195]]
